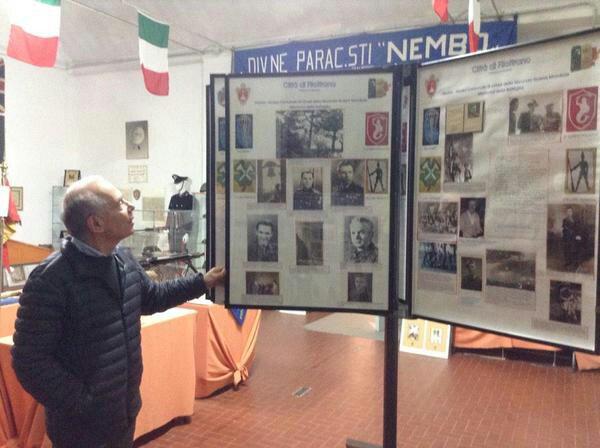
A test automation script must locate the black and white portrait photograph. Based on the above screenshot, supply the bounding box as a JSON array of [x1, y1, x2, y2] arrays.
[[549, 280, 582, 325], [486, 250, 535, 291], [296, 221, 323, 266], [246, 271, 280, 295], [417, 201, 458, 239], [460, 257, 483, 291], [566, 148, 596, 194], [418, 242, 457, 273], [444, 133, 473, 184], [344, 216, 378, 263], [292, 166, 323, 210], [547, 203, 596, 274], [422, 107, 440, 146], [331, 159, 365, 206], [125, 120, 149, 160], [459, 197, 486, 238], [276, 109, 343, 158], [348, 272, 373, 303], [247, 214, 278, 262], [235, 114, 253, 149], [508, 93, 562, 135], [232, 160, 256, 193], [258, 160, 286, 203], [366, 159, 388, 194]]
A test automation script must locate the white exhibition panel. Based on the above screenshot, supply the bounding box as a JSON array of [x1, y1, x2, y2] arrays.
[[211, 75, 227, 303], [413, 30, 600, 350], [227, 72, 395, 311]]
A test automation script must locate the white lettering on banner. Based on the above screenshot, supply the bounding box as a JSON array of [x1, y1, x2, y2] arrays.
[[387, 33, 490, 63], [297, 44, 371, 71], [425, 35, 447, 58], [410, 37, 424, 60], [449, 34, 467, 55], [247, 53, 288, 73]]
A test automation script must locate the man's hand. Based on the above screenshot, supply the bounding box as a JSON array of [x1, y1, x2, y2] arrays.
[[203, 266, 226, 288]]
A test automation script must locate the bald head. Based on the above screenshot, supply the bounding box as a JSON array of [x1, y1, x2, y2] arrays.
[[61, 176, 115, 239]]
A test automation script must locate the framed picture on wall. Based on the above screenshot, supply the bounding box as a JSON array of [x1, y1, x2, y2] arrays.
[[126, 120, 149, 160], [63, 170, 81, 187], [10, 186, 23, 210]]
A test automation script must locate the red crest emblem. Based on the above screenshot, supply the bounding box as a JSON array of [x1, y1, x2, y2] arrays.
[[425, 74, 437, 97], [236, 83, 250, 104], [365, 112, 389, 146], [567, 87, 598, 132]]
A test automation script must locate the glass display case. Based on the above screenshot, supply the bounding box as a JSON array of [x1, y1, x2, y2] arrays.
[[52, 187, 207, 278]]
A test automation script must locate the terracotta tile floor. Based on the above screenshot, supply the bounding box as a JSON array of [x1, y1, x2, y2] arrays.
[[136, 311, 600, 447]]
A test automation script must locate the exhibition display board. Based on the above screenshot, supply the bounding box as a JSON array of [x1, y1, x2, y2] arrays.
[[209, 74, 227, 303], [226, 70, 401, 312], [411, 29, 600, 351]]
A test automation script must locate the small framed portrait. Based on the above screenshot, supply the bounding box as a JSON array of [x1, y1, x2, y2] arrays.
[[125, 120, 149, 160], [10, 186, 23, 211], [344, 216, 378, 263], [63, 170, 81, 187], [331, 159, 365, 206], [293, 166, 323, 210], [459, 197, 486, 238], [247, 214, 278, 262], [348, 272, 373, 302]]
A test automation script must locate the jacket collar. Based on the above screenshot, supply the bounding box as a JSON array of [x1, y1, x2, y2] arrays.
[[61, 237, 124, 298]]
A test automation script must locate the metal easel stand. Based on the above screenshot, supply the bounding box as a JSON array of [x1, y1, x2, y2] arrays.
[[346, 308, 399, 448]]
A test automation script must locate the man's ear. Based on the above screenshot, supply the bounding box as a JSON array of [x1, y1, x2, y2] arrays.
[[86, 214, 105, 235]]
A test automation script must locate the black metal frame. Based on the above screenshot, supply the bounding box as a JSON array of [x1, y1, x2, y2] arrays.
[[224, 68, 402, 315], [408, 27, 600, 354], [207, 74, 227, 301]]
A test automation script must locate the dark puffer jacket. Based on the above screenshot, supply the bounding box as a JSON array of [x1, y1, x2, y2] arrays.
[[11, 239, 207, 447]]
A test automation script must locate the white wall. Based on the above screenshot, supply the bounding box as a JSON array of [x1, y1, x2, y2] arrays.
[[6, 51, 232, 246], [6, 59, 77, 245]]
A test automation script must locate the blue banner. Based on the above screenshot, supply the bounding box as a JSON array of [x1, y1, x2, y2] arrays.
[[233, 21, 517, 74], [230, 308, 247, 325]]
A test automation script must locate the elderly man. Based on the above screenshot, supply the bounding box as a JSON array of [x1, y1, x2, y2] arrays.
[[347, 216, 378, 263], [12, 176, 225, 448]]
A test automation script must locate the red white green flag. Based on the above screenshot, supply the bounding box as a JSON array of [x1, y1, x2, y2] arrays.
[[432, 0, 448, 22], [138, 12, 169, 96], [468, 0, 481, 53], [7, 0, 61, 67]]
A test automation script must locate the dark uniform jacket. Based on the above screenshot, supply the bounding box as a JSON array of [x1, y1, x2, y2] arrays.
[[11, 239, 207, 447]]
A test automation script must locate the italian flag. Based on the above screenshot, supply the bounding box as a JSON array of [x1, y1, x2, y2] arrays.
[[468, 0, 481, 53], [138, 12, 170, 96], [432, 0, 448, 22], [7, 0, 61, 67]]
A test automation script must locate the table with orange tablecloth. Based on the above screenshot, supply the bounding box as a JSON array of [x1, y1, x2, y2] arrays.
[[180, 301, 261, 398], [0, 306, 198, 448], [453, 326, 561, 351]]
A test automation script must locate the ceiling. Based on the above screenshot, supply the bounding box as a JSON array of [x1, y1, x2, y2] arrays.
[[0, 0, 597, 71]]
